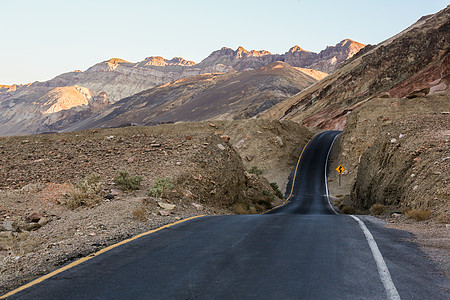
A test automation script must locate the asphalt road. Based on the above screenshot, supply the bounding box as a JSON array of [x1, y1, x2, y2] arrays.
[[5, 131, 449, 299]]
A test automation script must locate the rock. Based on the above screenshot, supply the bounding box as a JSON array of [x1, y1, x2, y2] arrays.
[[104, 194, 115, 200], [110, 189, 121, 196], [275, 136, 284, 147], [378, 92, 391, 98], [405, 87, 430, 99], [150, 143, 161, 147], [159, 210, 170, 216], [191, 203, 204, 211], [21, 183, 45, 193], [392, 213, 402, 218], [217, 144, 226, 151], [23, 223, 41, 231], [220, 135, 230, 143], [176, 161, 182, 166], [2, 220, 18, 232], [234, 139, 245, 149], [38, 217, 49, 226], [390, 138, 397, 143], [246, 155, 254, 161], [27, 212, 43, 223], [399, 133, 406, 139], [158, 202, 176, 210]]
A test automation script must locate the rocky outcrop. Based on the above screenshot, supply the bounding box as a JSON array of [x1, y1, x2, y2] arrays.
[[260, 6, 449, 130]]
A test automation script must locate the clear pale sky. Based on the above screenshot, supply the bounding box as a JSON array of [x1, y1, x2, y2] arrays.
[[1, 0, 447, 85]]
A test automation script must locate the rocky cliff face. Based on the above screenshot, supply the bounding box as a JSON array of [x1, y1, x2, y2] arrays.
[[260, 6, 449, 130]]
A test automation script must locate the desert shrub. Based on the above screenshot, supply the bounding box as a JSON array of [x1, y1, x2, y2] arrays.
[[341, 205, 356, 214], [114, 171, 142, 191], [262, 190, 271, 197], [370, 204, 387, 215], [132, 206, 148, 222], [256, 199, 273, 210], [270, 182, 284, 199], [405, 209, 432, 221], [233, 203, 249, 215], [248, 166, 263, 176], [149, 177, 175, 199], [65, 173, 103, 208]]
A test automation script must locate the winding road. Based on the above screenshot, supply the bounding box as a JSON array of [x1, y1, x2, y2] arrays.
[[3, 131, 449, 299]]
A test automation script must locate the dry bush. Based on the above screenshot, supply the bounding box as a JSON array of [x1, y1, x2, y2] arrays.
[[405, 209, 432, 221], [132, 206, 148, 222], [341, 205, 356, 214], [248, 166, 263, 176], [233, 203, 249, 215], [114, 170, 142, 191], [64, 173, 103, 208], [370, 204, 387, 215], [149, 177, 174, 199]]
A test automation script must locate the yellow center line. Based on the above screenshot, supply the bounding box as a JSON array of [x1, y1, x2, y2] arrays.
[[0, 215, 205, 299], [262, 134, 315, 214]]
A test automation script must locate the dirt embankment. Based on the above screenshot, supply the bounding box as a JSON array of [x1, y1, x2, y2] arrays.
[[330, 94, 449, 217], [0, 119, 310, 294]]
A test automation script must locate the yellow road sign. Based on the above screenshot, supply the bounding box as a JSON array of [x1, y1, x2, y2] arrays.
[[336, 165, 345, 174]]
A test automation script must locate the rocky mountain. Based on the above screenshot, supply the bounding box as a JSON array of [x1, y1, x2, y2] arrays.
[[260, 6, 449, 130], [196, 39, 365, 74], [55, 62, 327, 132]]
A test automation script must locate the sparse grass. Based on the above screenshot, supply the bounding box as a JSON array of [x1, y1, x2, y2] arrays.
[[114, 171, 142, 191], [248, 166, 263, 176], [341, 205, 356, 214], [132, 206, 148, 222], [405, 209, 432, 221], [270, 182, 284, 199], [64, 173, 103, 208], [370, 204, 387, 215], [149, 177, 175, 199]]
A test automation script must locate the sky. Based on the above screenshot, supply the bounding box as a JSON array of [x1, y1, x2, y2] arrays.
[[0, 0, 447, 85]]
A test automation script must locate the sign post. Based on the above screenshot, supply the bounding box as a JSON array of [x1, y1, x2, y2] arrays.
[[336, 165, 345, 186]]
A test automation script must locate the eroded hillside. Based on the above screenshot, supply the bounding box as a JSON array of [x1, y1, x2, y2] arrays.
[[260, 6, 449, 130]]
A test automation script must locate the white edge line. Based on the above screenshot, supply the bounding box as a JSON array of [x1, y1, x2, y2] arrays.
[[324, 132, 340, 215], [324, 132, 400, 299], [350, 215, 401, 300]]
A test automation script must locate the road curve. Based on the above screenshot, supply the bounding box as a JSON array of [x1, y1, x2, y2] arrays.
[[4, 131, 449, 299]]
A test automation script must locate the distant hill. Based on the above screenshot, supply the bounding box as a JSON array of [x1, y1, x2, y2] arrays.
[[57, 62, 327, 132]]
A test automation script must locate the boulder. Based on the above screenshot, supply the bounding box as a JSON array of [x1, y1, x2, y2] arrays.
[[2, 220, 19, 232], [158, 202, 176, 210], [27, 212, 43, 223]]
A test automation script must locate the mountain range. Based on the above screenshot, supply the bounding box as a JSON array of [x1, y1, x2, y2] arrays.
[[0, 39, 363, 136]]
